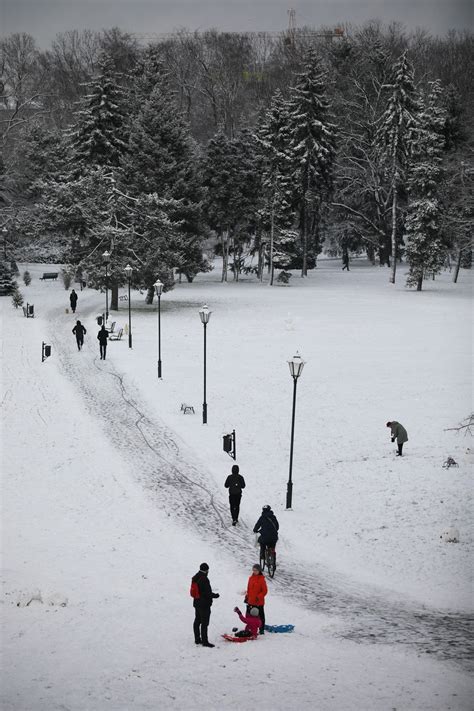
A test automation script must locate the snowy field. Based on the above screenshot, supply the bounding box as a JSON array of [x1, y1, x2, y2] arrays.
[[1, 259, 473, 710]]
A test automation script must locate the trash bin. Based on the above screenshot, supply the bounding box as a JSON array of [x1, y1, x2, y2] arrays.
[[96, 315, 103, 326]]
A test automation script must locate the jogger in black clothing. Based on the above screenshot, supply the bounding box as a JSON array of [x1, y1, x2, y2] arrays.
[[72, 320, 86, 350], [97, 325, 109, 360], [69, 289, 78, 313], [224, 464, 246, 526]]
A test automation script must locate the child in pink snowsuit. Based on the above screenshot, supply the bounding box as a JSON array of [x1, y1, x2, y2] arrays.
[[233, 606, 262, 637]]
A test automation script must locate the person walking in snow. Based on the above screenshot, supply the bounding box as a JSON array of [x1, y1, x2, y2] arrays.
[[224, 464, 246, 526], [245, 563, 268, 634], [342, 252, 350, 271], [72, 320, 86, 351], [192, 563, 220, 648], [69, 289, 78, 313], [386, 421, 408, 456], [232, 605, 262, 638], [97, 325, 109, 360], [253, 505, 279, 561]]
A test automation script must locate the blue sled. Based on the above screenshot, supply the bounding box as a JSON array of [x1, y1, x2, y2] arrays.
[[264, 624, 295, 633]]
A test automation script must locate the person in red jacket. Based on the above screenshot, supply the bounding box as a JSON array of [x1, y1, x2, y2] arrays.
[[245, 563, 268, 634], [232, 606, 262, 638]]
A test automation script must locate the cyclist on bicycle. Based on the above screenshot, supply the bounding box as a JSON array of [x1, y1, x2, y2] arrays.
[[253, 505, 279, 561]]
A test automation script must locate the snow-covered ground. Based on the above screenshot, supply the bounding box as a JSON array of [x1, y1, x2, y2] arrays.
[[1, 259, 472, 710]]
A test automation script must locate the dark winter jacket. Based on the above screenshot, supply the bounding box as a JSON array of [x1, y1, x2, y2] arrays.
[[70, 291, 78, 306], [224, 472, 246, 497], [191, 570, 219, 609], [253, 510, 279, 544], [390, 421, 408, 444], [72, 323, 86, 338], [97, 327, 109, 345]]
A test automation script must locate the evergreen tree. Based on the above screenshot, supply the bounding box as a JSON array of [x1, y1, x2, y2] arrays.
[[11, 284, 24, 308], [122, 81, 208, 286], [405, 81, 447, 290], [286, 51, 337, 276], [69, 54, 128, 170], [0, 262, 16, 295], [378, 51, 420, 283], [255, 89, 294, 284]]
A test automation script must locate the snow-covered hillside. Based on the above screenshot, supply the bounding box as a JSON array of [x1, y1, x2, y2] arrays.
[[1, 259, 472, 710]]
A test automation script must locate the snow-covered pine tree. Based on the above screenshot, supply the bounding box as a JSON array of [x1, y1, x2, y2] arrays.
[[378, 51, 420, 284], [286, 51, 337, 276], [255, 89, 294, 285], [23, 270, 31, 285], [405, 81, 447, 291], [11, 284, 23, 308], [68, 54, 128, 170], [121, 79, 208, 287], [0, 262, 16, 295]]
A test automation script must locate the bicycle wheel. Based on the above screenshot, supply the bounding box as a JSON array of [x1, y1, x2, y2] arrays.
[[266, 549, 276, 578], [259, 547, 266, 572]]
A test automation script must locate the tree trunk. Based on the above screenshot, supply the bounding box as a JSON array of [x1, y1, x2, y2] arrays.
[[269, 202, 275, 286], [389, 179, 397, 283], [111, 283, 119, 311], [301, 205, 307, 277], [453, 248, 462, 283], [221, 231, 228, 282], [416, 274, 423, 291]]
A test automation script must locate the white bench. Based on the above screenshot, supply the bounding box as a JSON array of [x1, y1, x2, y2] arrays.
[[109, 328, 123, 341]]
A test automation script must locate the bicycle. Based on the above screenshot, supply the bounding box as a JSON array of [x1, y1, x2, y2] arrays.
[[259, 543, 276, 578]]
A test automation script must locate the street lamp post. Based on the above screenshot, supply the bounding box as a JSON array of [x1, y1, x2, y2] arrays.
[[199, 305, 211, 424], [154, 279, 163, 378], [124, 264, 133, 348], [286, 352, 305, 510], [102, 250, 110, 322]]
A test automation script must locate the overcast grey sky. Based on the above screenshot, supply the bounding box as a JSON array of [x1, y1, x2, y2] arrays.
[[1, 0, 472, 47]]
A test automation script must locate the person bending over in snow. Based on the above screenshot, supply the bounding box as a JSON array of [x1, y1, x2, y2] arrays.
[[232, 606, 262, 638], [386, 421, 408, 456]]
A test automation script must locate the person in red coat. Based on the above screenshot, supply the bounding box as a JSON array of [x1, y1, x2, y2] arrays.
[[245, 563, 268, 634]]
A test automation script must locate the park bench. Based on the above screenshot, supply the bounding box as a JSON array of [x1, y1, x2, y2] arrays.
[[105, 321, 116, 333], [40, 272, 58, 281], [180, 403, 195, 414], [119, 295, 128, 301], [109, 328, 123, 341]]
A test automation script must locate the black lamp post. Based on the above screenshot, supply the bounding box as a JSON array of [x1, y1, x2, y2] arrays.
[[124, 264, 132, 348], [154, 279, 163, 378], [286, 352, 305, 510], [199, 304, 211, 424], [102, 250, 110, 322]]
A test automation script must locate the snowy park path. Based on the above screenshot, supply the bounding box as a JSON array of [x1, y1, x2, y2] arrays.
[[47, 300, 473, 673]]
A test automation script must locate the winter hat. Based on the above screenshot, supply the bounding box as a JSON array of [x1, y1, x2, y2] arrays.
[[252, 564, 262, 573], [199, 563, 209, 572], [231, 464, 239, 474], [250, 607, 259, 617], [386, 422, 392, 427]]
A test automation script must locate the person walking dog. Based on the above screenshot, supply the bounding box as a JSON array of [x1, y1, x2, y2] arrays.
[[97, 325, 109, 360], [72, 320, 86, 351], [224, 464, 246, 526], [191, 563, 220, 648], [386, 421, 408, 456]]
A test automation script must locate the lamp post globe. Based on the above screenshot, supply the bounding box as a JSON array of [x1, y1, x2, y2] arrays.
[[154, 279, 164, 378], [199, 305, 212, 424], [102, 251, 111, 322], [286, 351, 305, 510], [124, 264, 133, 348]]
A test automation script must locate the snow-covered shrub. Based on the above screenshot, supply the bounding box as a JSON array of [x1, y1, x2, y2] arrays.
[[277, 270, 292, 284], [0, 262, 16, 295], [440, 527, 460, 543], [23, 270, 31, 286], [11, 286, 24, 308], [61, 268, 73, 290]]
